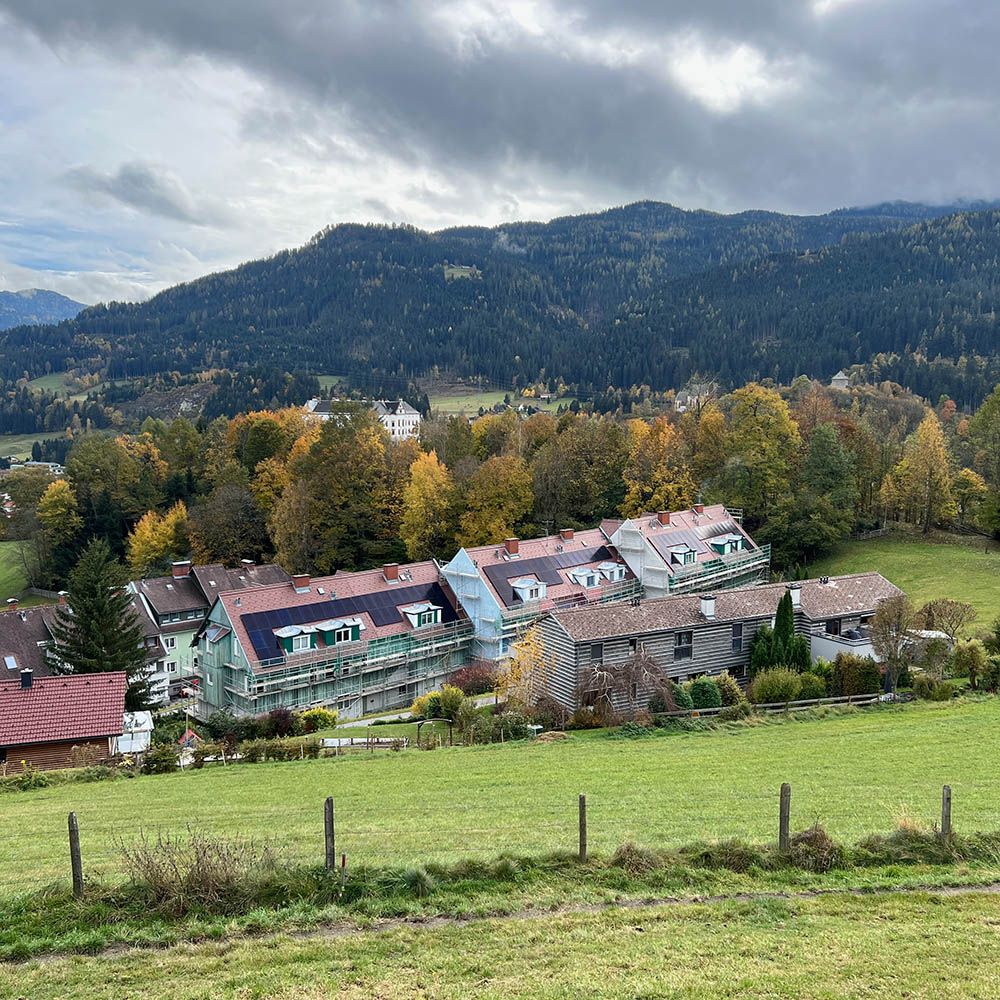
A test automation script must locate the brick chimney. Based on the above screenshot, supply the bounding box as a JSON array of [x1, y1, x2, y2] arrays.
[[172, 561, 192, 578], [559, 528, 574, 541], [504, 538, 519, 556], [57, 591, 68, 606], [383, 563, 399, 582], [693, 503, 705, 515], [657, 511, 670, 526], [5, 597, 18, 612], [292, 574, 310, 592], [20, 668, 32, 690]]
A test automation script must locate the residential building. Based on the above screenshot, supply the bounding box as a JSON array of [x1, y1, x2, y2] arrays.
[[0, 601, 60, 680], [305, 398, 422, 441], [604, 504, 770, 599], [673, 382, 715, 413], [193, 561, 472, 720], [830, 370, 850, 390], [129, 560, 290, 703], [440, 527, 640, 660], [535, 573, 902, 711], [0, 670, 127, 772]]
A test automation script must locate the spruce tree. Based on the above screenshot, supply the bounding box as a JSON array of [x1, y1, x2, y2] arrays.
[[49, 538, 154, 710], [771, 591, 796, 666]]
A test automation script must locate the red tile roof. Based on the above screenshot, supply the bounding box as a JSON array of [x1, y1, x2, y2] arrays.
[[0, 672, 127, 746]]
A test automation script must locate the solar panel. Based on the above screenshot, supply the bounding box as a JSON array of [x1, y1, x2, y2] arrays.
[[483, 547, 614, 607]]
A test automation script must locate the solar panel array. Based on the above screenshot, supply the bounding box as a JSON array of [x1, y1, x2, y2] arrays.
[[241, 582, 459, 660], [483, 546, 615, 608], [648, 518, 749, 570]]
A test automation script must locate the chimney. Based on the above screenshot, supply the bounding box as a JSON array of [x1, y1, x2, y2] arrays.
[[559, 528, 574, 541], [172, 561, 192, 578], [292, 574, 310, 592], [57, 591, 68, 606], [504, 538, 519, 556], [700, 594, 716, 619], [787, 583, 802, 608], [5, 597, 18, 612], [240, 559, 255, 571], [657, 511, 671, 526], [693, 503, 705, 515], [20, 668, 32, 690], [383, 563, 399, 582]]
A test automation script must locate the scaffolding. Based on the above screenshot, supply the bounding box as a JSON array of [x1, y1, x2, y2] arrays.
[[665, 543, 771, 594]]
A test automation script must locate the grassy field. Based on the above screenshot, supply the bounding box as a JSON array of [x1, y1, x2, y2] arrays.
[[26, 372, 70, 393], [0, 430, 62, 460], [5, 699, 1000, 894], [6, 891, 1000, 998], [804, 534, 1000, 624], [428, 390, 577, 415]]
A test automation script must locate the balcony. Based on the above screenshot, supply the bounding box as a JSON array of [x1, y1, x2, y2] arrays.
[[666, 544, 771, 593]]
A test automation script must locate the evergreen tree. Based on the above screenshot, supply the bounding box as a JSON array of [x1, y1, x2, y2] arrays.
[[49, 538, 154, 710], [771, 591, 796, 665]]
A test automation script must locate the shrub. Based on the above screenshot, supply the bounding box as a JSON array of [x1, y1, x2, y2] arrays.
[[301, 707, 338, 733], [831, 653, 881, 697], [931, 679, 957, 701], [749, 668, 802, 705], [410, 693, 430, 718], [718, 701, 753, 722], [142, 743, 179, 775], [268, 708, 299, 738], [713, 671, 745, 706], [787, 634, 811, 672], [532, 694, 570, 730], [425, 692, 443, 719], [646, 686, 673, 714], [912, 673, 937, 700], [70, 743, 102, 768], [809, 658, 834, 687], [671, 681, 694, 710], [798, 672, 827, 700], [951, 638, 991, 689], [787, 824, 844, 872], [495, 709, 533, 741], [690, 676, 722, 710], [748, 625, 773, 678], [79, 765, 117, 782], [615, 721, 654, 739], [448, 661, 497, 695], [438, 684, 465, 721], [240, 739, 267, 763], [567, 707, 603, 730], [16, 762, 51, 790], [469, 712, 497, 743]]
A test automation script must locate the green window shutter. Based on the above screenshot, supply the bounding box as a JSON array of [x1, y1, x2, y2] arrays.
[[280, 636, 292, 654], [351, 624, 360, 642]]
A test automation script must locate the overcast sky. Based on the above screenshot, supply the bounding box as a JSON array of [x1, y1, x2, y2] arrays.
[[0, 0, 996, 304]]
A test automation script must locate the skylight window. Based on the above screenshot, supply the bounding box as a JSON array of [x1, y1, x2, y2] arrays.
[[3, 655, 17, 670]]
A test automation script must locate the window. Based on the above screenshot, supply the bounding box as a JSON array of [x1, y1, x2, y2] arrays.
[[674, 631, 693, 660], [206, 674, 214, 686], [826, 619, 841, 637], [628, 638, 637, 655], [527, 587, 540, 600], [164, 636, 176, 650], [585, 574, 597, 588], [334, 627, 352, 644], [731, 623, 743, 653], [292, 634, 311, 652], [730, 665, 746, 679], [166, 661, 178, 674], [591, 642, 604, 662]]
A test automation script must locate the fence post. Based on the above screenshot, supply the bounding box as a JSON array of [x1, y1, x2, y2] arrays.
[[578, 793, 588, 861], [68, 811, 83, 899], [778, 783, 791, 852], [324, 796, 336, 870], [941, 785, 952, 838]]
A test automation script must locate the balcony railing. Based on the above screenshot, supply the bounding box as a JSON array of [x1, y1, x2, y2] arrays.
[[666, 544, 771, 593]]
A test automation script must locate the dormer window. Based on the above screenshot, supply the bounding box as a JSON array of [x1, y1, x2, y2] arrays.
[[511, 577, 546, 603], [334, 626, 353, 644], [291, 634, 310, 652], [669, 545, 697, 566], [400, 602, 443, 628], [597, 561, 626, 582]]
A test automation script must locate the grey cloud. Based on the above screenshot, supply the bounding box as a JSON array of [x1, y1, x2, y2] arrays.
[[66, 162, 203, 224]]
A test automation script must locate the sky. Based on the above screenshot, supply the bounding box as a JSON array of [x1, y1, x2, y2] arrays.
[[0, 0, 996, 304]]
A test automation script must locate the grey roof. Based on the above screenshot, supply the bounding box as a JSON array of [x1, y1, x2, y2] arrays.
[[135, 575, 206, 615], [548, 573, 903, 642], [483, 545, 616, 608], [0, 605, 59, 678], [373, 399, 420, 417], [191, 563, 291, 605]]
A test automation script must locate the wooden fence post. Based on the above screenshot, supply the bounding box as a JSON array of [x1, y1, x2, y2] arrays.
[[68, 811, 83, 899], [941, 785, 952, 838], [578, 793, 588, 861], [778, 783, 791, 852], [324, 796, 336, 870]]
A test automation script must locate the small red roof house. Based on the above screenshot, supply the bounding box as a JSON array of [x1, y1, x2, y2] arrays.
[[0, 669, 127, 773]]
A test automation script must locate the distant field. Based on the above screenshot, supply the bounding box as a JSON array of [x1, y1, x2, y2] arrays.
[[804, 534, 1000, 625], [4, 698, 1000, 893], [0, 430, 62, 460], [429, 390, 577, 415], [0, 539, 50, 605], [26, 372, 69, 393]]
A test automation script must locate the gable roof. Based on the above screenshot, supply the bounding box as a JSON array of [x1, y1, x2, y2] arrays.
[[548, 573, 903, 642], [373, 399, 420, 417], [0, 604, 59, 679], [0, 671, 127, 746], [190, 563, 291, 606], [134, 574, 206, 615]]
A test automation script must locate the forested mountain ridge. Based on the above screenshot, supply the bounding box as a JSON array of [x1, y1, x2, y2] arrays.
[[0, 288, 84, 331], [2, 199, 999, 397]]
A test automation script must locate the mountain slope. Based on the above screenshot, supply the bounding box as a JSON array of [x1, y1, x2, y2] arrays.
[[0, 200, 996, 395], [0, 288, 84, 331]]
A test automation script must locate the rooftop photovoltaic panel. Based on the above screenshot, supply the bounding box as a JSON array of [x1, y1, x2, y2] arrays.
[[240, 582, 459, 660], [483, 546, 614, 608]]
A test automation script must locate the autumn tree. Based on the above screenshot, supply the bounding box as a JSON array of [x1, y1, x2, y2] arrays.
[[401, 450, 455, 560], [881, 413, 955, 531], [495, 626, 554, 706], [692, 404, 729, 486], [870, 595, 921, 693], [127, 501, 189, 577], [456, 455, 533, 547], [621, 417, 696, 517], [952, 468, 988, 525], [919, 598, 977, 642]]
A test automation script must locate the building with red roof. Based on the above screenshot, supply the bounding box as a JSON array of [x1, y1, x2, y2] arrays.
[[193, 561, 472, 720], [0, 670, 127, 772]]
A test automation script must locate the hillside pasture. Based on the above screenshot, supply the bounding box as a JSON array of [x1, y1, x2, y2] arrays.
[[804, 533, 1000, 625], [4, 699, 1000, 895]]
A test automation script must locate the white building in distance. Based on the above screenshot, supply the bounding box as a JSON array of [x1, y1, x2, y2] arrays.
[[305, 398, 422, 441]]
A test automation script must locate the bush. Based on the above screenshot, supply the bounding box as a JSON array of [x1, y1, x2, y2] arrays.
[[469, 712, 497, 743], [142, 743, 179, 775], [448, 661, 497, 695], [425, 692, 443, 719], [566, 707, 603, 730], [951, 638, 991, 689], [495, 709, 533, 741], [454, 699, 484, 742], [301, 707, 338, 733], [615, 721, 654, 739], [438, 684, 465, 721], [930, 679, 957, 701], [714, 672, 745, 706], [787, 634, 811, 672], [16, 762, 51, 790], [690, 676, 722, 709], [798, 672, 827, 700], [809, 658, 834, 687], [646, 687, 670, 714], [749, 668, 802, 705], [831, 653, 881, 697], [410, 693, 430, 718], [671, 681, 694, 710], [912, 673, 937, 700], [532, 694, 570, 730], [240, 739, 267, 763], [718, 701, 753, 722]]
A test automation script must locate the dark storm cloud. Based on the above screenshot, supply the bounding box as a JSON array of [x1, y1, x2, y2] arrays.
[[5, 0, 1000, 213]]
